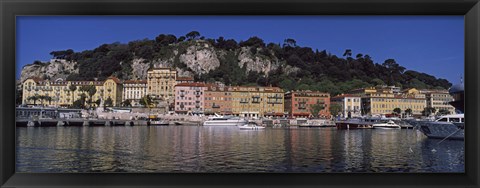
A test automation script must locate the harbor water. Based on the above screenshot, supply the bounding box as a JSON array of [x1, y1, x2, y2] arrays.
[[16, 126, 464, 173]]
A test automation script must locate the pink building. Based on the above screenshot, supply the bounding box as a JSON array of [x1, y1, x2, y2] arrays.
[[174, 83, 208, 114]]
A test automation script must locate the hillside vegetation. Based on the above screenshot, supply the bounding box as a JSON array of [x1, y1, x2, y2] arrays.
[[27, 31, 452, 96]]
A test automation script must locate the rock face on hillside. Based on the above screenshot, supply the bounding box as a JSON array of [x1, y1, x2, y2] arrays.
[[20, 59, 78, 83], [237, 47, 280, 75], [19, 41, 283, 82], [179, 43, 220, 75]]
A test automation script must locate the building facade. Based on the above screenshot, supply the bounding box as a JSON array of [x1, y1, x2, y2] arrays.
[[230, 86, 284, 118], [358, 88, 427, 117], [147, 68, 177, 102], [284, 91, 331, 119], [22, 77, 122, 107], [421, 89, 456, 115], [174, 83, 207, 114], [204, 85, 233, 115], [331, 94, 362, 118], [176, 77, 194, 84], [122, 80, 147, 107]]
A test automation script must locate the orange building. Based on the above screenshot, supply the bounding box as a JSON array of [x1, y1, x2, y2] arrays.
[[284, 90, 331, 119], [204, 85, 233, 115]]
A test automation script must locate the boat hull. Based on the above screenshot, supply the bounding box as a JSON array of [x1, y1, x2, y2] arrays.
[[418, 122, 464, 140], [335, 121, 373, 129], [203, 120, 246, 126]]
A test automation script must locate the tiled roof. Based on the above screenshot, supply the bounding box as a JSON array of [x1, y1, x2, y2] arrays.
[[175, 82, 209, 87], [107, 77, 122, 84], [124, 80, 147, 84], [176, 77, 194, 81]]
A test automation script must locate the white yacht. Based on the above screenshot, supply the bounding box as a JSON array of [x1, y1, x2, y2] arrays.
[[418, 114, 464, 140], [203, 115, 247, 126], [372, 120, 401, 129], [238, 121, 265, 130], [418, 81, 464, 140]]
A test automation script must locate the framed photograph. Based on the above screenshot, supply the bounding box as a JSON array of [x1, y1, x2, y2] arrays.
[[1, 0, 479, 188]]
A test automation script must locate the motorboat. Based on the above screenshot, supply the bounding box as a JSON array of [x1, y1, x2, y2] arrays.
[[372, 120, 401, 129], [203, 115, 247, 126], [238, 121, 265, 130], [417, 82, 464, 140], [147, 115, 169, 126], [418, 114, 464, 140]]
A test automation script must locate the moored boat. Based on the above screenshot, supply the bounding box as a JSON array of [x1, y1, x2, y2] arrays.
[[203, 115, 246, 126], [238, 121, 265, 130], [372, 120, 401, 129], [418, 82, 464, 140]]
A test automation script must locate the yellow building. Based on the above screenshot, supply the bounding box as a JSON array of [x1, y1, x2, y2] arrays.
[[22, 77, 123, 107], [348, 87, 426, 116], [147, 68, 177, 102], [230, 86, 284, 118], [420, 89, 456, 115], [103, 77, 123, 106]]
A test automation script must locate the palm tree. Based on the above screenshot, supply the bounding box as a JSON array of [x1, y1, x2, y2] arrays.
[[69, 84, 77, 105], [45, 96, 53, 105], [27, 95, 39, 105]]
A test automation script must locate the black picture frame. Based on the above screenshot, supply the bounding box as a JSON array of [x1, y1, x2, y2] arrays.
[[1, 0, 479, 187]]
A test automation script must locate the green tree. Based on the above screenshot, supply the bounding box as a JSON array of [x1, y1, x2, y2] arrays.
[[393, 108, 402, 115], [139, 95, 154, 108], [422, 107, 436, 116], [86, 85, 97, 107], [69, 84, 77, 105], [309, 100, 325, 118], [185, 31, 200, 40], [405, 108, 413, 117], [438, 109, 450, 115], [104, 97, 113, 108], [27, 95, 39, 105], [329, 103, 342, 118], [45, 96, 53, 105], [122, 99, 132, 107]]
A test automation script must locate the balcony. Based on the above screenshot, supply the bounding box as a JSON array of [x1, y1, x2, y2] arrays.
[[212, 105, 220, 108], [195, 105, 200, 108], [240, 101, 249, 103]]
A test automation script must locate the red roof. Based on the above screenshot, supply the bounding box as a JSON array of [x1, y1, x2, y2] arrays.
[[331, 94, 361, 99], [124, 80, 147, 84], [176, 77, 194, 81], [107, 77, 122, 84], [175, 82, 209, 87]]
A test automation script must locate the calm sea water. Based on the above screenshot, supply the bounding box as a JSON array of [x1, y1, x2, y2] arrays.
[[16, 126, 464, 173]]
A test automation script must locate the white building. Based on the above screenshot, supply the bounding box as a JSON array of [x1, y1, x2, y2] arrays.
[[331, 94, 362, 118], [122, 80, 147, 107]]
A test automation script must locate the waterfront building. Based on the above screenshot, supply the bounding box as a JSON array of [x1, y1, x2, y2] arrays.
[[204, 85, 233, 115], [420, 89, 456, 115], [353, 87, 427, 117], [176, 76, 194, 84], [103, 77, 123, 106], [22, 77, 123, 107], [174, 82, 207, 114], [284, 90, 330, 119], [122, 80, 147, 107], [230, 86, 284, 118], [331, 94, 362, 118], [147, 68, 177, 102]]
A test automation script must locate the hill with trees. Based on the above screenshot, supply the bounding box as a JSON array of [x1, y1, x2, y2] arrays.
[[22, 31, 452, 96]]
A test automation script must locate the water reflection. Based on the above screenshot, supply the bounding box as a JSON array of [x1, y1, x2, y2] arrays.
[[16, 127, 464, 173]]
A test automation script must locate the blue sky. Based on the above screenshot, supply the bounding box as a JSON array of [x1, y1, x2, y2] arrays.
[[16, 16, 464, 84]]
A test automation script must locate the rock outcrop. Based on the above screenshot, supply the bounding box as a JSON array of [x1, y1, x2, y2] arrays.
[[20, 59, 78, 83]]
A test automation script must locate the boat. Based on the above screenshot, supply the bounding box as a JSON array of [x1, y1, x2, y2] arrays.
[[203, 115, 247, 126], [335, 118, 374, 129], [418, 114, 464, 140], [238, 121, 265, 130], [417, 82, 464, 140], [372, 120, 401, 129], [147, 115, 169, 126]]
